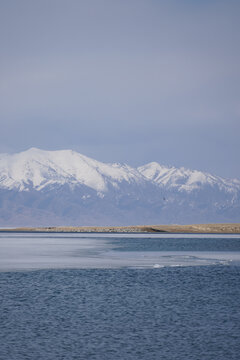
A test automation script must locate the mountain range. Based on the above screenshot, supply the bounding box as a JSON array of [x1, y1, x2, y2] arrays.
[[0, 148, 239, 226]]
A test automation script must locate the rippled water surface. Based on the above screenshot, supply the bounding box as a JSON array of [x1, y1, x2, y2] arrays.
[[0, 233, 240, 359]]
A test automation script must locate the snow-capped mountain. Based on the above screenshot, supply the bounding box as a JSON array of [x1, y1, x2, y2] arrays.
[[0, 147, 146, 193], [138, 162, 240, 193], [0, 148, 239, 226]]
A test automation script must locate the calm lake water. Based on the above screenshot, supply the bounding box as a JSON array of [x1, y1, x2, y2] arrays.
[[0, 233, 240, 359]]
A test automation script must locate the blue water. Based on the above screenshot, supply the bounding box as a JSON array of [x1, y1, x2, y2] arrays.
[[0, 234, 240, 359], [112, 235, 240, 252]]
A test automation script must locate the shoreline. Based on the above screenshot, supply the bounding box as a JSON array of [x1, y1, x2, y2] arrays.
[[0, 223, 240, 234]]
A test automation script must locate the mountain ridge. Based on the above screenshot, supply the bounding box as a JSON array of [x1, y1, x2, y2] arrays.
[[1, 147, 239, 192], [0, 148, 148, 193], [0, 148, 239, 226], [138, 161, 240, 193]]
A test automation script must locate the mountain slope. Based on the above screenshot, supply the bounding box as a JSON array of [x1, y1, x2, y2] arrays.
[[138, 162, 240, 193], [0, 149, 239, 226], [0, 147, 146, 193]]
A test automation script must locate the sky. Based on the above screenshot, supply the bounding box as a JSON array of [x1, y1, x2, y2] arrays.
[[0, 0, 239, 179]]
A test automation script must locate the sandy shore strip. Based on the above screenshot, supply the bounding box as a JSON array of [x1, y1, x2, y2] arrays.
[[0, 223, 240, 234]]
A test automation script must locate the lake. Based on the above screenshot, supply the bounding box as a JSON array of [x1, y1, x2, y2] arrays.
[[0, 232, 240, 359]]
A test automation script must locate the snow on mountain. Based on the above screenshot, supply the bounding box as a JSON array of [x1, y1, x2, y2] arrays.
[[138, 162, 240, 193], [2, 149, 239, 195], [0, 149, 239, 226], [0, 148, 145, 193]]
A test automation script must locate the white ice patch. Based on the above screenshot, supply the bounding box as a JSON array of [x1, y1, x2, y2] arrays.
[[0, 233, 240, 271]]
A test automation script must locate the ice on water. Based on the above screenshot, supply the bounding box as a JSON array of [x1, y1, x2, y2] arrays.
[[0, 232, 240, 271]]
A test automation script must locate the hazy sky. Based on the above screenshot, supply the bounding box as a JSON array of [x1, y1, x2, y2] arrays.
[[0, 0, 239, 178]]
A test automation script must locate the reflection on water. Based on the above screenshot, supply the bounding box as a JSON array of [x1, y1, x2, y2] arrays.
[[0, 232, 240, 271]]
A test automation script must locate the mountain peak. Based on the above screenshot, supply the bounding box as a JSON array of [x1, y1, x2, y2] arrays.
[[0, 148, 145, 192], [1, 149, 239, 194], [0, 148, 239, 225], [138, 161, 240, 193]]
